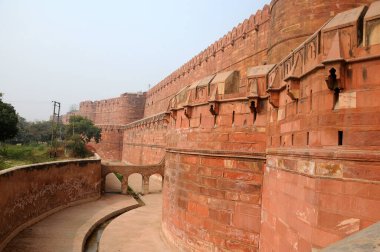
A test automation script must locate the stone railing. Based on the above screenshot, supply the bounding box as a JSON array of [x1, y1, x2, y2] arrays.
[[0, 157, 102, 250]]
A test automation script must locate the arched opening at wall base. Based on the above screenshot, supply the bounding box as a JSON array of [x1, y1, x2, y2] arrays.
[[149, 174, 163, 193], [104, 173, 122, 193], [128, 173, 143, 194]]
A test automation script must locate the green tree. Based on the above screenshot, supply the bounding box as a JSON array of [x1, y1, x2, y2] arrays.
[[13, 117, 52, 144], [0, 94, 18, 142], [12, 116, 29, 143], [30, 120, 52, 143], [65, 115, 101, 143], [65, 115, 101, 158]]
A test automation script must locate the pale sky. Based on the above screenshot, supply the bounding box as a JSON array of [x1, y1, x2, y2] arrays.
[[0, 0, 269, 121]]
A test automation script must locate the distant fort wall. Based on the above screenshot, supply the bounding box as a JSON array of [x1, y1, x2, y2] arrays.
[[79, 92, 146, 125], [72, 93, 146, 161]]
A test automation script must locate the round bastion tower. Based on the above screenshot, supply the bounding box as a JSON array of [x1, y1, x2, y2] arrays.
[[268, 0, 376, 63]]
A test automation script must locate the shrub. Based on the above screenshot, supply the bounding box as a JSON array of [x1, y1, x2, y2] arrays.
[[66, 134, 91, 158]]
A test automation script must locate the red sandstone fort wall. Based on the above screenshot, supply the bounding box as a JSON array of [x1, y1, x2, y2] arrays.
[[144, 6, 270, 118], [121, 113, 168, 165], [93, 125, 124, 161], [64, 0, 380, 251], [144, 0, 376, 118], [79, 92, 145, 125], [79, 101, 96, 122], [160, 1, 380, 251], [261, 4, 380, 250], [267, 0, 374, 63], [75, 93, 146, 161], [162, 99, 267, 251]]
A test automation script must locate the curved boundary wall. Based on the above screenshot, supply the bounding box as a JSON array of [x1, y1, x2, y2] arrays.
[[0, 158, 102, 250]]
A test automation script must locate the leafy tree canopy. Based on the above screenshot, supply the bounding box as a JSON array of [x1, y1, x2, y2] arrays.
[[0, 94, 19, 142], [65, 115, 101, 143], [13, 116, 52, 144]]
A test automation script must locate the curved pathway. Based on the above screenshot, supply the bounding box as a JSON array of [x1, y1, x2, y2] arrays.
[[99, 194, 171, 252], [4, 171, 169, 252], [4, 194, 138, 252]]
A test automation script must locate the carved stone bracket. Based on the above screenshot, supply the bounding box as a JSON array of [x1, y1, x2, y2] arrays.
[[170, 110, 177, 120], [247, 77, 260, 113], [183, 105, 193, 119], [322, 32, 347, 91], [284, 75, 301, 100], [267, 86, 285, 108]]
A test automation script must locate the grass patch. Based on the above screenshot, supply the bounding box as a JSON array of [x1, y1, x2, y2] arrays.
[[114, 172, 123, 182], [0, 144, 59, 170]]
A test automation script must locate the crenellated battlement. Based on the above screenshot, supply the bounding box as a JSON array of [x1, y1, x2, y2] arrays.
[[147, 4, 270, 97]]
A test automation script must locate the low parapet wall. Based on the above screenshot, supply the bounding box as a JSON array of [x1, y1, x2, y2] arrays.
[[0, 158, 102, 250]]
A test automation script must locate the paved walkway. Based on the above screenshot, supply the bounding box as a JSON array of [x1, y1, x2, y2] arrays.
[[101, 171, 170, 251], [99, 193, 171, 252], [4, 171, 168, 252], [4, 194, 138, 252]]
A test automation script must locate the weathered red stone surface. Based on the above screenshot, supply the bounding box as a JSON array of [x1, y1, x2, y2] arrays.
[[262, 3, 380, 250], [92, 125, 124, 161], [61, 0, 380, 251], [0, 159, 101, 250], [122, 113, 169, 165], [79, 92, 146, 125]]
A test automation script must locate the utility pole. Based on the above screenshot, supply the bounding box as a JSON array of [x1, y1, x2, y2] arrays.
[[50, 101, 61, 157]]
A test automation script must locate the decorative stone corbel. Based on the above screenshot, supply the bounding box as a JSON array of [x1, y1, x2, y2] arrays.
[[285, 75, 300, 100], [208, 84, 219, 116], [267, 85, 285, 109], [170, 110, 177, 120], [183, 105, 193, 119], [322, 32, 346, 91], [247, 78, 260, 113]]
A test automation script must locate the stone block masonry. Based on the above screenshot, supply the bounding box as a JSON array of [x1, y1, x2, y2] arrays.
[[79, 92, 146, 125], [63, 0, 380, 251], [122, 112, 169, 165]]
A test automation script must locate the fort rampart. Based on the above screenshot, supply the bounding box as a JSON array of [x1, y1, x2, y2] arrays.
[[63, 0, 380, 250]]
